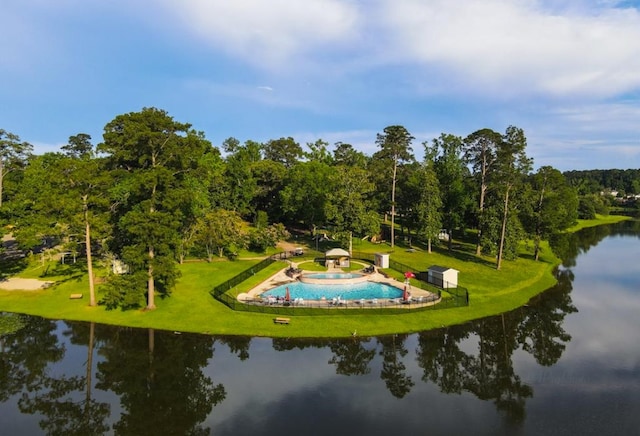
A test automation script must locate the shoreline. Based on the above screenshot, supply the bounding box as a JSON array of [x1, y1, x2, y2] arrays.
[[0, 215, 631, 338]]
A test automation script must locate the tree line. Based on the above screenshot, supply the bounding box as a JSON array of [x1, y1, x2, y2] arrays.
[[0, 108, 590, 310], [564, 168, 640, 196]]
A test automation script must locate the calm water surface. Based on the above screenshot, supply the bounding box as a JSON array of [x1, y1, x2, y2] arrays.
[[1, 221, 639, 435]]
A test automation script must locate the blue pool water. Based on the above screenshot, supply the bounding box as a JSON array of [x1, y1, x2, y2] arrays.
[[303, 273, 364, 279], [262, 281, 403, 300]]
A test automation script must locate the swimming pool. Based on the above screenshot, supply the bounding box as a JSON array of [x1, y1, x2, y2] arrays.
[[299, 272, 369, 284], [261, 281, 403, 301], [303, 273, 364, 279]]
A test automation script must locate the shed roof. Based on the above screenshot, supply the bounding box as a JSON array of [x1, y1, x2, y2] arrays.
[[428, 265, 459, 273], [325, 248, 350, 257]]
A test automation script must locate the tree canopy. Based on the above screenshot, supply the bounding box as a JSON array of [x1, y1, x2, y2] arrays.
[[2, 110, 598, 310]]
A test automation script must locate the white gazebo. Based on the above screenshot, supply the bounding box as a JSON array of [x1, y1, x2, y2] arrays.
[[325, 248, 351, 268]]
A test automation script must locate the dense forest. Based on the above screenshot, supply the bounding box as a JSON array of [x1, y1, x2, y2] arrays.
[[1, 108, 637, 310], [563, 169, 640, 196]]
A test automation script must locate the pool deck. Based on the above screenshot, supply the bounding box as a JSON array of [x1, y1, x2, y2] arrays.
[[238, 262, 440, 309]]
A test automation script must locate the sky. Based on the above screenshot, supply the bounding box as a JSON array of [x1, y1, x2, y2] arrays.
[[2, 0, 640, 171]]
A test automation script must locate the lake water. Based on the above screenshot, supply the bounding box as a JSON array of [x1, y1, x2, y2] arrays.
[[1, 221, 639, 435]]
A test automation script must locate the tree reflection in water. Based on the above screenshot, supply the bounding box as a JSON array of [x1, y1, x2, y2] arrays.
[[96, 326, 226, 435], [4, 222, 634, 433]]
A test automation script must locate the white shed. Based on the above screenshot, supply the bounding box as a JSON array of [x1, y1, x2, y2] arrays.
[[427, 265, 459, 288], [374, 253, 389, 268]]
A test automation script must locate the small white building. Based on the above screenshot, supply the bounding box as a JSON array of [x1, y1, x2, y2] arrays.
[[112, 259, 130, 275], [374, 253, 389, 268], [427, 265, 459, 289]]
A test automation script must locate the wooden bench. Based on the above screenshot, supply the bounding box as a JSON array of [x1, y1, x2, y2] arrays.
[[69, 293, 83, 299], [274, 317, 290, 325]]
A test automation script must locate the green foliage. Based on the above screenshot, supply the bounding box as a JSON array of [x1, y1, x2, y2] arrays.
[[333, 142, 368, 168], [99, 107, 210, 309], [578, 194, 609, 219], [195, 209, 247, 260], [219, 138, 259, 216], [263, 137, 303, 168], [100, 272, 147, 310], [431, 133, 470, 243], [250, 159, 287, 222], [0, 313, 26, 335], [564, 168, 640, 195], [248, 222, 290, 253], [305, 139, 334, 165], [1, 116, 605, 314], [0, 128, 33, 208], [280, 161, 333, 228], [325, 166, 380, 236]]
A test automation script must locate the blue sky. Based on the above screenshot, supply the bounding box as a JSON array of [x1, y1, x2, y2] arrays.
[[2, 0, 640, 171]]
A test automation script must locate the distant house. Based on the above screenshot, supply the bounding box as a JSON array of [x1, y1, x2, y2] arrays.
[[437, 229, 450, 241], [112, 259, 130, 275], [427, 265, 459, 289]]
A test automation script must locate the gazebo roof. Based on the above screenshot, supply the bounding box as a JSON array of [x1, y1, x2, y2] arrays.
[[325, 248, 350, 257]]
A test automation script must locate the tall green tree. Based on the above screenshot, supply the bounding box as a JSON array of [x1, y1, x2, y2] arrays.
[[410, 157, 442, 253], [219, 138, 260, 217], [177, 145, 225, 263], [53, 136, 111, 306], [61, 133, 94, 159], [522, 166, 578, 260], [325, 166, 381, 239], [194, 209, 247, 260], [374, 125, 415, 248], [430, 134, 470, 251], [495, 126, 533, 270], [280, 161, 333, 230], [333, 142, 368, 169], [396, 162, 422, 245], [250, 159, 287, 223], [0, 129, 33, 208], [263, 137, 303, 168], [9, 153, 67, 251], [305, 139, 334, 165], [99, 107, 210, 310], [465, 128, 501, 255]]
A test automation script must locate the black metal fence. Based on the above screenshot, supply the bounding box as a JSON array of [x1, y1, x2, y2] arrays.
[[210, 257, 277, 298], [211, 251, 469, 315]]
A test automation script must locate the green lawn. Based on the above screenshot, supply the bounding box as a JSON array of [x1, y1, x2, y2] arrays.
[[0, 214, 630, 338]]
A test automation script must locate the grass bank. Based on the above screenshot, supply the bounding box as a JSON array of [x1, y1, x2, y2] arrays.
[[0, 215, 630, 338]]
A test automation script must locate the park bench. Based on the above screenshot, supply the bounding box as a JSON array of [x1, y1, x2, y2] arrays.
[[274, 317, 290, 325], [69, 293, 83, 299]]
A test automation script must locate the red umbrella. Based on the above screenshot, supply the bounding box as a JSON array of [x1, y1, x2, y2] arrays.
[[404, 271, 415, 279], [285, 287, 291, 302], [403, 285, 409, 301]]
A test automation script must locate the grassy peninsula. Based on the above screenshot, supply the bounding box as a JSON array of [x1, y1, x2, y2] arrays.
[[0, 215, 630, 338]]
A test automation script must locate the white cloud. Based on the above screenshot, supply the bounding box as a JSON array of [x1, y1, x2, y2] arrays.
[[157, 0, 640, 99], [160, 0, 360, 69], [552, 101, 640, 133], [381, 0, 640, 98]]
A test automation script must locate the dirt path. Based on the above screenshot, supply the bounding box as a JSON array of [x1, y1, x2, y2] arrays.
[[0, 278, 54, 291]]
